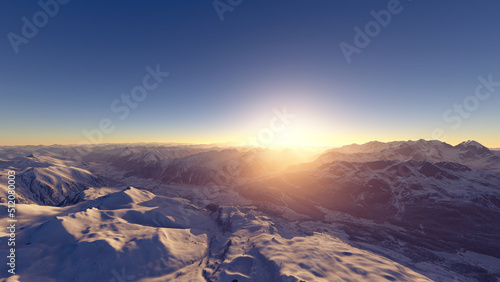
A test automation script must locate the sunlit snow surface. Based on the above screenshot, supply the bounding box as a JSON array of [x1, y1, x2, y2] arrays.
[[2, 187, 432, 282], [1, 140, 499, 281]]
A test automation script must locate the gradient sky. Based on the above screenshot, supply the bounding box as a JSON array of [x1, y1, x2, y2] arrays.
[[1, 0, 499, 147]]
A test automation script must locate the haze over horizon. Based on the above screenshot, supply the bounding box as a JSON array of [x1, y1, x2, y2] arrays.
[[1, 1, 499, 147], [1, 139, 498, 152]]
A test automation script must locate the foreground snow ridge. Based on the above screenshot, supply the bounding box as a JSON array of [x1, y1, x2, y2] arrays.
[[1, 187, 430, 282]]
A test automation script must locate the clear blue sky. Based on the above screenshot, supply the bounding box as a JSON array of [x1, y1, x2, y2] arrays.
[[1, 0, 499, 147]]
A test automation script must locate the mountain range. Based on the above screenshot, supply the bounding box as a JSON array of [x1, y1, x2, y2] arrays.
[[1, 140, 499, 281]]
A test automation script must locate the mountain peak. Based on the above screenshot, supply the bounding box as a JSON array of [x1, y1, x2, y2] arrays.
[[456, 140, 487, 149], [455, 140, 491, 158]]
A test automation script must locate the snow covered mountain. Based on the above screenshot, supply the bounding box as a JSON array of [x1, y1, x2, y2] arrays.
[[0, 187, 433, 282], [314, 139, 500, 171], [82, 146, 317, 186], [237, 141, 500, 280], [1, 140, 499, 281], [0, 154, 108, 205]]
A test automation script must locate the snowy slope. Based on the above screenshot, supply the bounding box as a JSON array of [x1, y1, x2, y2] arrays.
[[1, 142, 499, 281], [0, 187, 433, 282], [82, 146, 318, 187], [316, 140, 500, 171], [0, 154, 107, 205], [238, 144, 500, 280]]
